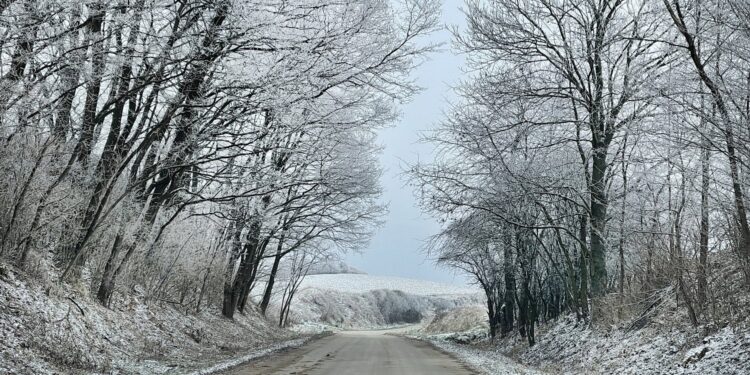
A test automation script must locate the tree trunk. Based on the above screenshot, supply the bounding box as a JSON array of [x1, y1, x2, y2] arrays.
[[590, 145, 609, 297], [96, 233, 124, 306], [486, 288, 497, 338], [578, 213, 590, 319], [75, 3, 106, 166], [675, 170, 698, 327], [222, 216, 243, 317], [697, 138, 710, 307], [619, 134, 628, 302], [238, 235, 271, 313], [501, 243, 515, 336], [260, 232, 286, 315], [223, 219, 262, 319]]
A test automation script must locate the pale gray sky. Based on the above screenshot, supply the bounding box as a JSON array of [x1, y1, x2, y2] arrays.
[[345, 0, 467, 284]]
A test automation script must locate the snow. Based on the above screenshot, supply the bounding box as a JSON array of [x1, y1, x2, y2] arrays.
[[0, 263, 299, 375], [428, 339, 545, 375], [263, 274, 484, 330], [288, 321, 342, 335], [276, 287, 482, 329], [423, 305, 489, 334], [304, 259, 365, 276], [183, 337, 308, 375], [515, 316, 750, 374], [413, 307, 750, 375], [300, 273, 480, 296], [12, 257, 747, 375], [1, 264, 484, 374]]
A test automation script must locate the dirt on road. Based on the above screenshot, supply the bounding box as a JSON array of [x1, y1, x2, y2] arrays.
[[220, 330, 477, 375]]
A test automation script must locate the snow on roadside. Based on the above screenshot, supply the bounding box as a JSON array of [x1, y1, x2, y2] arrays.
[[518, 315, 750, 375], [427, 338, 545, 375], [423, 305, 489, 334], [0, 263, 298, 375], [413, 306, 750, 375], [288, 321, 342, 335], [184, 337, 308, 375], [404, 306, 544, 374], [403, 300, 750, 375]]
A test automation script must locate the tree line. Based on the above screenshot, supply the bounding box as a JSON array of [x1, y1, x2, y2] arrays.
[[0, 0, 439, 321], [413, 0, 750, 346]]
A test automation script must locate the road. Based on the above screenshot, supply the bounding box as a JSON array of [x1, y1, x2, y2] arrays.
[[222, 330, 476, 375]]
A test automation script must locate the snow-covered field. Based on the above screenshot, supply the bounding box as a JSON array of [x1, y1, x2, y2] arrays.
[[300, 274, 480, 296]]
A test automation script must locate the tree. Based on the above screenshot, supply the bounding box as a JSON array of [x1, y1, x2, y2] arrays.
[[413, 0, 750, 344], [0, 0, 439, 325]]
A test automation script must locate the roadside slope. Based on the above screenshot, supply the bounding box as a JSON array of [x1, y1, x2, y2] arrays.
[[0, 263, 297, 375], [412, 305, 750, 374]]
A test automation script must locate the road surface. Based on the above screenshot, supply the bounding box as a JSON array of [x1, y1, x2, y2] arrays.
[[222, 330, 476, 375]]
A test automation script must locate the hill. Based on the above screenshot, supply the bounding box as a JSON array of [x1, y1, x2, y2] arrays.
[[267, 273, 483, 330]]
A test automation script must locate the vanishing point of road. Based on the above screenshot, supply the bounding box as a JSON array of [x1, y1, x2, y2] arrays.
[[222, 330, 475, 375]]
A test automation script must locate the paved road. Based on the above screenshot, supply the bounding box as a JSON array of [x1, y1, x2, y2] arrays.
[[223, 330, 476, 375]]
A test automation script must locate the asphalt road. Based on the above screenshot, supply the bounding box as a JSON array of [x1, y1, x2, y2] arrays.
[[222, 330, 476, 375]]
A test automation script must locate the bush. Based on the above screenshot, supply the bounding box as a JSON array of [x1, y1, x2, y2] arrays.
[[388, 308, 423, 324]]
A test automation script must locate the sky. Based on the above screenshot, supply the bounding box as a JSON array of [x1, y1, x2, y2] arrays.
[[345, 0, 468, 285]]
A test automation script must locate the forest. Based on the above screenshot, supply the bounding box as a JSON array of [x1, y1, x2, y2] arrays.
[[413, 0, 750, 346], [0, 0, 438, 324], [3, 0, 750, 372]]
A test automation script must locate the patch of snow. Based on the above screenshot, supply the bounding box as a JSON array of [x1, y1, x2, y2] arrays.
[[288, 321, 341, 335]]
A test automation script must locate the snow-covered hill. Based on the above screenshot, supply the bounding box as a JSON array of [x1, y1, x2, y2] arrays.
[[300, 274, 480, 296], [305, 260, 365, 276], [270, 273, 484, 330]]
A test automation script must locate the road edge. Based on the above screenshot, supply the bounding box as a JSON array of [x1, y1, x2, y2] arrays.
[[409, 336, 547, 375], [186, 332, 333, 375], [397, 335, 481, 374]]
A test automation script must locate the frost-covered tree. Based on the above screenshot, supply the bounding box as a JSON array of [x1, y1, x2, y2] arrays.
[[0, 0, 439, 319], [413, 0, 750, 346]]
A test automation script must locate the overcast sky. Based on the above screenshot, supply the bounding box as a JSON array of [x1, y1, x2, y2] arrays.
[[345, 0, 467, 285]]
